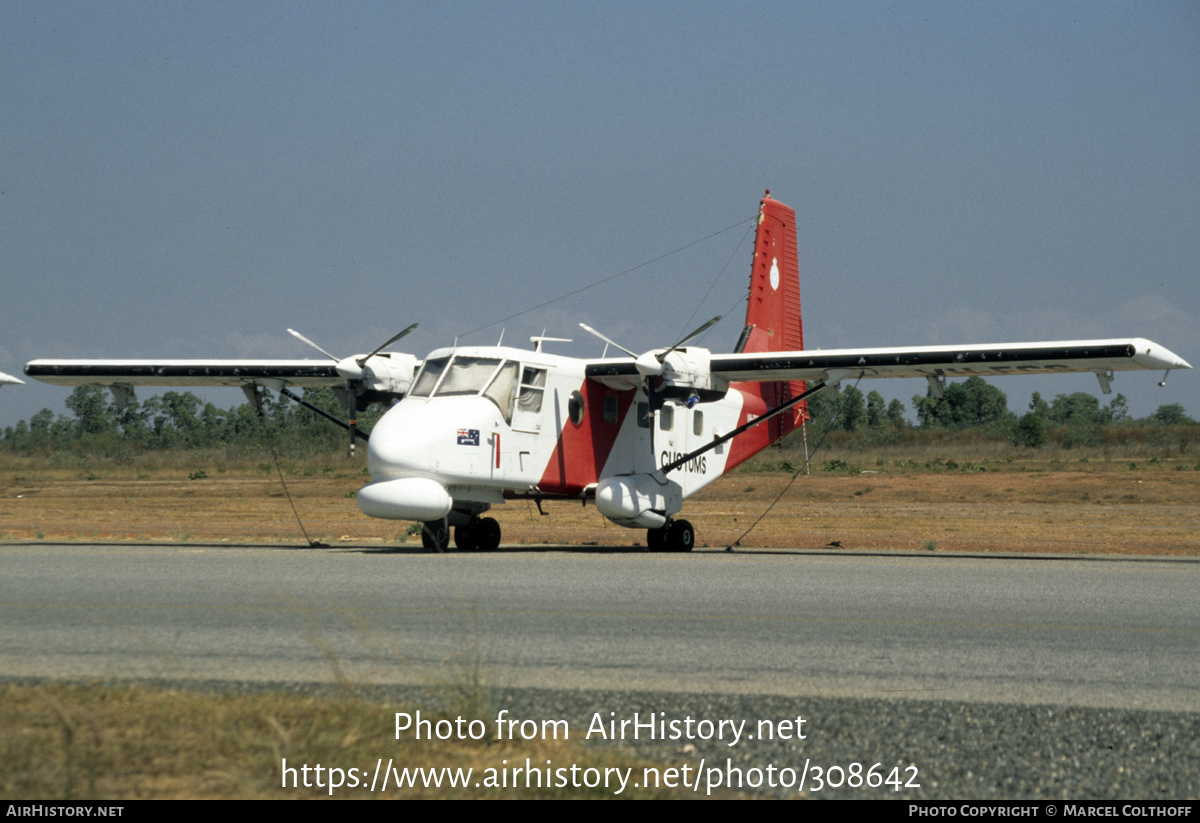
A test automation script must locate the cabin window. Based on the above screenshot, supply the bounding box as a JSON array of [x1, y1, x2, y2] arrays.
[[693, 410, 704, 436], [603, 395, 618, 424], [659, 404, 673, 432], [568, 390, 586, 426], [636, 402, 650, 428]]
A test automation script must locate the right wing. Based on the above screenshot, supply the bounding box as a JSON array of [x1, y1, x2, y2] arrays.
[[24, 359, 344, 389], [24, 352, 421, 408]]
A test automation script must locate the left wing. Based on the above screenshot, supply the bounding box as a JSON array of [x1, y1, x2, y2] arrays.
[[585, 337, 1191, 394], [708, 338, 1191, 386], [0, 371, 23, 387]]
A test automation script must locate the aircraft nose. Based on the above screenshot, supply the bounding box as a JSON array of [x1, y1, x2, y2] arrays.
[[365, 396, 501, 483], [365, 407, 427, 479]]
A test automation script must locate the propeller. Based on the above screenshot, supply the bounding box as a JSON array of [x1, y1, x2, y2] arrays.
[[285, 325, 419, 454], [286, 328, 340, 362], [288, 324, 419, 381], [357, 323, 419, 369], [579, 316, 722, 468], [580, 316, 721, 376]]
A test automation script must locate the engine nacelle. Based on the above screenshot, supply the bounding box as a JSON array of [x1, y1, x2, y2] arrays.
[[361, 352, 420, 395], [357, 476, 452, 521], [595, 474, 683, 529], [660, 347, 728, 398]]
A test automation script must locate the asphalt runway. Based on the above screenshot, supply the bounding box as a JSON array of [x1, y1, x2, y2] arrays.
[[2, 543, 1197, 713]]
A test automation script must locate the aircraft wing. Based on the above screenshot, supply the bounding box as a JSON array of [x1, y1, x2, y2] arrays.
[[707, 338, 1191, 383], [0, 371, 24, 387], [24, 359, 344, 389], [585, 338, 1191, 390]]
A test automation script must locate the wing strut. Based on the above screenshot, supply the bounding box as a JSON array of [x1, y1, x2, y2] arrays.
[[279, 387, 370, 442], [659, 380, 830, 475]]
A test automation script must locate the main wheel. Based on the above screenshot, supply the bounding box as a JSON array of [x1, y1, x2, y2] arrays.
[[666, 519, 694, 552], [647, 525, 668, 551], [476, 517, 501, 551], [421, 521, 450, 551], [454, 522, 480, 551]]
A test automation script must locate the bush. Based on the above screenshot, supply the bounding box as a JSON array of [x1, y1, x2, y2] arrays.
[[1012, 413, 1047, 448]]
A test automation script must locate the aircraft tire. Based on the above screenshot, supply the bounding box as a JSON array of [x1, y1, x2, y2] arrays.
[[421, 521, 450, 551], [477, 517, 501, 551], [454, 522, 480, 551], [647, 525, 668, 552], [667, 519, 694, 553]]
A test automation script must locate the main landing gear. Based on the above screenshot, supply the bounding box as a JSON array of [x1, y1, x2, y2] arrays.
[[646, 518, 694, 553], [422, 517, 501, 551]]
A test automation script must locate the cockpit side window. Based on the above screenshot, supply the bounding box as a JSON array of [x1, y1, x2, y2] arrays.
[[410, 356, 449, 397], [482, 361, 519, 423]]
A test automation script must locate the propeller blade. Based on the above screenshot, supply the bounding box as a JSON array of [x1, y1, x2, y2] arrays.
[[579, 323, 638, 358], [357, 323, 419, 368], [657, 315, 722, 363], [287, 328, 340, 362]]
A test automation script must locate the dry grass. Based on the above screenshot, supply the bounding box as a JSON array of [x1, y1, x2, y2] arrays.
[[0, 449, 1196, 555], [0, 682, 707, 799]]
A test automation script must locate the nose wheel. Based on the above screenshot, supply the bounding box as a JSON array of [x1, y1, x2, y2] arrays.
[[647, 518, 694, 552]]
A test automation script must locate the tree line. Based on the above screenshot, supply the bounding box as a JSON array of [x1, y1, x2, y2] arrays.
[[0, 379, 1193, 456], [803, 377, 1193, 448], [1, 386, 378, 457]]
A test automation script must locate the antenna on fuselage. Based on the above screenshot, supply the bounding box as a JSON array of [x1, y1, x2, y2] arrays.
[[530, 334, 572, 353]]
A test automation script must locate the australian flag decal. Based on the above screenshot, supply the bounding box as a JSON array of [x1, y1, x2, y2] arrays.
[[456, 428, 480, 446]]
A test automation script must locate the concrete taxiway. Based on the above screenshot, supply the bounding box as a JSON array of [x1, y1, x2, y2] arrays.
[[2, 543, 1197, 712]]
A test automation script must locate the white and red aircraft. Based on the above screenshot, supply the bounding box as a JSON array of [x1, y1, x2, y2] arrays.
[[26, 193, 1191, 551]]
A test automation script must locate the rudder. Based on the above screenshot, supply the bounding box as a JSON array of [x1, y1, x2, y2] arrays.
[[737, 191, 806, 440]]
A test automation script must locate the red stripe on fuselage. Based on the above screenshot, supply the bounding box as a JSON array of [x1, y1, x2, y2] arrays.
[[724, 386, 777, 471], [538, 381, 636, 496]]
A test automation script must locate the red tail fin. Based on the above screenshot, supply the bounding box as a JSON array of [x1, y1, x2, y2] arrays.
[[737, 191, 806, 440], [742, 191, 804, 355]]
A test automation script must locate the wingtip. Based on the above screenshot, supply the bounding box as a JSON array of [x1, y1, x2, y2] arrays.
[[1132, 339, 1192, 372]]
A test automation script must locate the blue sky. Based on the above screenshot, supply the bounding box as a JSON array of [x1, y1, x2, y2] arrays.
[[3, 1, 1197, 426]]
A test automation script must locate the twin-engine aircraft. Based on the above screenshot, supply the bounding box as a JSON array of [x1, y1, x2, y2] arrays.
[[26, 193, 1191, 551]]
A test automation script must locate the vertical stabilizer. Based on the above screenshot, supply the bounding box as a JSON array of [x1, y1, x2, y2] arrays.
[[743, 191, 804, 355], [737, 191, 806, 441]]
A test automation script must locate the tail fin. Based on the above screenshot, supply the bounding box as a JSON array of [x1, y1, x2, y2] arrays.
[[736, 191, 806, 440], [740, 191, 804, 355]]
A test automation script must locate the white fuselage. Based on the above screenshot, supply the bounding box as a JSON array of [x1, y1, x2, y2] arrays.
[[358, 344, 759, 528]]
